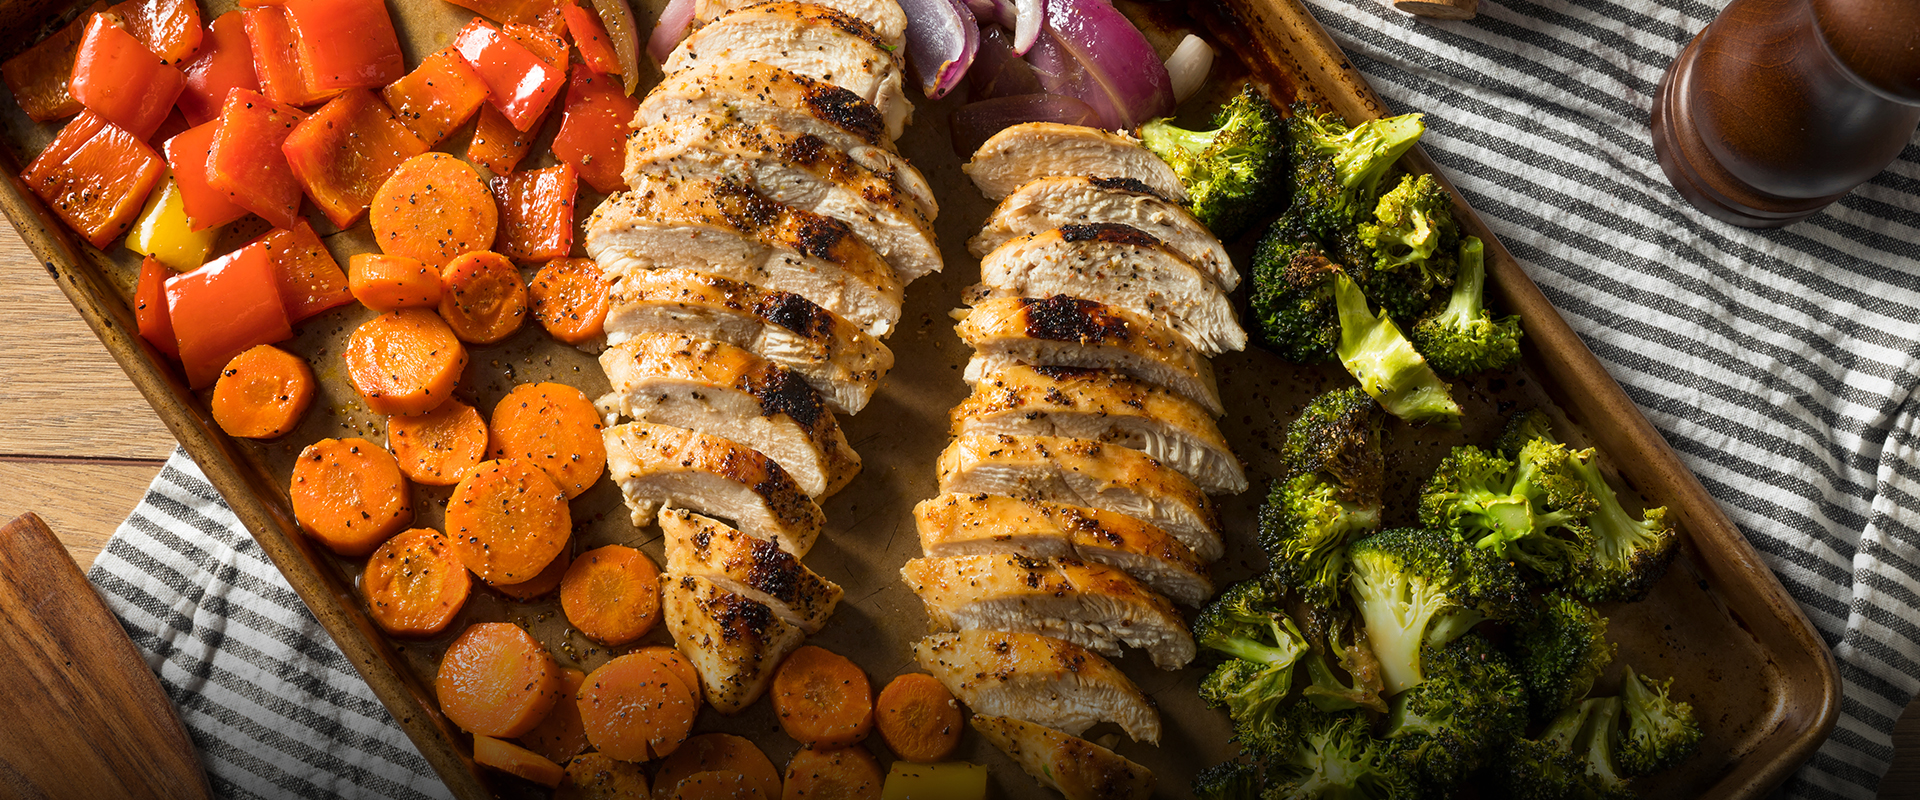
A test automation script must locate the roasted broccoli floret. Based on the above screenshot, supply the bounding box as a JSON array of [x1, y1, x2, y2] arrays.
[[1382, 634, 1529, 788], [1333, 271, 1464, 426], [1498, 698, 1622, 800], [1418, 443, 1595, 583], [1196, 581, 1312, 749], [1517, 592, 1616, 721], [1250, 213, 1344, 362], [1287, 104, 1426, 241], [1346, 528, 1484, 694], [1193, 759, 1267, 800], [1268, 706, 1420, 799], [1356, 173, 1460, 324], [1412, 236, 1523, 375], [1262, 388, 1387, 606], [1303, 616, 1388, 714], [1139, 85, 1286, 240], [1616, 665, 1702, 776], [1575, 697, 1635, 798], [1495, 408, 1558, 460]]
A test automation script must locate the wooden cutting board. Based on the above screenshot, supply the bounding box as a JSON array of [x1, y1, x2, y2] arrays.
[[0, 512, 210, 800]]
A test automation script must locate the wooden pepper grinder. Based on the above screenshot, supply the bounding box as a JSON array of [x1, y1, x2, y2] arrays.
[[1651, 0, 1920, 228]]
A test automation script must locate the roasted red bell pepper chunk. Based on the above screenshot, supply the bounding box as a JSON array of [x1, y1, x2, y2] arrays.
[[254, 220, 352, 323], [281, 0, 404, 91], [242, 5, 338, 107], [550, 65, 635, 194], [381, 47, 489, 148], [166, 242, 293, 387], [107, 0, 203, 64], [281, 88, 428, 228], [69, 12, 187, 140], [491, 162, 575, 261], [562, 0, 622, 77], [0, 3, 105, 122], [164, 120, 251, 230], [22, 112, 163, 248], [207, 88, 306, 229], [506, 19, 567, 67], [135, 255, 179, 359], [176, 11, 257, 126], [453, 18, 564, 133], [466, 103, 542, 175]]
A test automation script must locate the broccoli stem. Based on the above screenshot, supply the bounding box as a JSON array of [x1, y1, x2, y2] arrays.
[[1139, 120, 1218, 160], [1333, 273, 1464, 426], [1433, 236, 1487, 329], [1332, 115, 1426, 197]]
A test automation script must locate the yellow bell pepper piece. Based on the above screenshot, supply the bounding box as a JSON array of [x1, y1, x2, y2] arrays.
[[127, 173, 217, 272], [881, 761, 988, 800]]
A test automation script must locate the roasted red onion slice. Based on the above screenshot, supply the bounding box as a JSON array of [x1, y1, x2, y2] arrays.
[[950, 93, 1098, 156], [971, 25, 1044, 98], [1028, 0, 1173, 129], [590, 0, 643, 94], [965, 0, 1042, 53], [1164, 34, 1214, 105], [646, 0, 694, 64], [903, 0, 979, 99]]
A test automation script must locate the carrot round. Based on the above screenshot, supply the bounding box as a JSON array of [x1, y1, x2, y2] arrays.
[[780, 747, 881, 800], [637, 645, 703, 707], [446, 458, 571, 586], [489, 381, 605, 498], [436, 622, 561, 738], [345, 308, 468, 417], [289, 437, 413, 556], [349, 252, 443, 311], [559, 544, 661, 646], [475, 734, 565, 787], [521, 667, 589, 765], [439, 250, 528, 344], [370, 152, 498, 269], [578, 651, 697, 761], [667, 771, 761, 800], [488, 546, 569, 601], [772, 646, 873, 749], [873, 673, 962, 763], [529, 258, 610, 345], [385, 399, 488, 486], [211, 344, 315, 439], [362, 528, 470, 637], [560, 752, 650, 798], [656, 734, 780, 800]]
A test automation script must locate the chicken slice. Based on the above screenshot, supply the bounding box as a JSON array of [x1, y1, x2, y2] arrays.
[[901, 554, 1195, 670], [661, 508, 843, 633], [625, 115, 942, 283], [953, 364, 1245, 495], [598, 334, 860, 498], [603, 422, 824, 557], [914, 630, 1159, 744], [970, 715, 1155, 800], [664, 2, 911, 140], [935, 433, 1221, 562], [965, 122, 1185, 203], [692, 0, 906, 54], [637, 61, 935, 214], [586, 176, 903, 337], [956, 296, 1221, 416], [662, 573, 806, 714], [602, 267, 892, 415], [971, 224, 1245, 356], [914, 492, 1211, 607], [971, 175, 1233, 290]]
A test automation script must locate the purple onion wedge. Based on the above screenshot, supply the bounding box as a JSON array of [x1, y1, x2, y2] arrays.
[[950, 92, 1099, 156], [646, 0, 695, 64], [903, 0, 980, 99], [1030, 0, 1174, 129]]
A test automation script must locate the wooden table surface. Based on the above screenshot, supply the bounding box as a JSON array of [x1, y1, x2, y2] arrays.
[[3, 226, 1917, 795]]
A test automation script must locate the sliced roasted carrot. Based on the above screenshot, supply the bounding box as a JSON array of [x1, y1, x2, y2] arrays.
[[211, 344, 315, 439], [386, 399, 488, 485], [873, 673, 961, 763], [636, 645, 702, 707], [521, 667, 588, 764], [656, 734, 780, 800], [488, 545, 569, 601], [446, 458, 571, 586], [349, 253, 443, 311], [363, 527, 470, 637], [528, 258, 609, 345], [475, 734, 565, 787], [289, 437, 412, 556], [439, 250, 528, 345], [667, 772, 761, 800], [578, 651, 698, 761], [558, 544, 659, 646], [781, 747, 881, 800], [488, 381, 605, 497], [560, 752, 650, 799], [436, 621, 560, 738], [344, 308, 468, 417], [772, 646, 874, 749], [370, 152, 499, 269]]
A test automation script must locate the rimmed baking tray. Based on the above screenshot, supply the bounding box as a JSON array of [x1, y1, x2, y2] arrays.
[[0, 0, 1838, 795]]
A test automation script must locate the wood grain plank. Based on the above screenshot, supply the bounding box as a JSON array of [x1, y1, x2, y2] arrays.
[[1886, 706, 1920, 798], [0, 459, 165, 570]]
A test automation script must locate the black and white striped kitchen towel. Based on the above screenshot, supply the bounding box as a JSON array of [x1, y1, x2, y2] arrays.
[[83, 0, 1918, 798]]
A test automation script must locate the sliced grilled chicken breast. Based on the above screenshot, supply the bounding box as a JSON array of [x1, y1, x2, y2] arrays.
[[965, 123, 1185, 203], [971, 176, 1233, 290], [692, 0, 906, 54], [972, 224, 1245, 355], [663, 3, 911, 139], [935, 434, 1221, 562], [663, 573, 807, 714], [599, 334, 860, 498], [587, 177, 903, 337], [914, 493, 1211, 607], [602, 268, 892, 415], [900, 554, 1195, 670], [956, 296, 1222, 416], [604, 422, 824, 557], [953, 364, 1245, 495], [914, 630, 1160, 743], [625, 115, 942, 283], [970, 715, 1156, 800], [661, 508, 843, 633], [637, 62, 935, 214]]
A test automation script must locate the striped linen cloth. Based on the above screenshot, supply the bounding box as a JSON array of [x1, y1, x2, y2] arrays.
[[83, 0, 1919, 798]]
